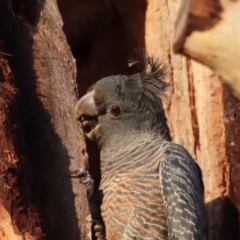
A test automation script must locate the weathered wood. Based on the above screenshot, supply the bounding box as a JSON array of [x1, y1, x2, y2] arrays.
[[0, 0, 91, 239], [174, 0, 240, 98]]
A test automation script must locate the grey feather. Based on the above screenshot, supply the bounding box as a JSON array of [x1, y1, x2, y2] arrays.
[[159, 143, 204, 240]]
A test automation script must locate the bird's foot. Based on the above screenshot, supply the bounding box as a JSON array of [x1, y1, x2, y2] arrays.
[[70, 168, 94, 199], [92, 220, 106, 240]]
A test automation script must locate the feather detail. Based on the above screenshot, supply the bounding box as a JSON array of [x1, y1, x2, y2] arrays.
[[128, 49, 170, 106]]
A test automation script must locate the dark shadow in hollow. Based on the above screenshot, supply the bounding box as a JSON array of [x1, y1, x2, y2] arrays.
[[0, 1, 81, 239], [220, 197, 239, 240], [10, 0, 44, 26], [204, 196, 239, 240]]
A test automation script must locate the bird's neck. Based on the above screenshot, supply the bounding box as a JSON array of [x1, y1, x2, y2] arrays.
[[98, 120, 171, 150], [99, 130, 168, 175]]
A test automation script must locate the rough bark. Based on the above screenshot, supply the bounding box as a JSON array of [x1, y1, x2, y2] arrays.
[[0, 0, 90, 239], [0, 50, 41, 240], [173, 0, 240, 99], [222, 86, 240, 239]]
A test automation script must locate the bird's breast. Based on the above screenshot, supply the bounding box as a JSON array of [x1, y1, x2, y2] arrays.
[[100, 170, 168, 240]]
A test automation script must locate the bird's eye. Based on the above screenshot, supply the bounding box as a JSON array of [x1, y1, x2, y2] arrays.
[[110, 106, 121, 116]]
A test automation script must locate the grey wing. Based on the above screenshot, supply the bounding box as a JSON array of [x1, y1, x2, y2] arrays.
[[159, 143, 204, 240]]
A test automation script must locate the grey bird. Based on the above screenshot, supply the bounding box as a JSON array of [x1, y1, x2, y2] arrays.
[[74, 54, 204, 240]]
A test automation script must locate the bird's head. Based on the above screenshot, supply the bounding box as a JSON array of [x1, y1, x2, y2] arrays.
[[74, 54, 171, 147]]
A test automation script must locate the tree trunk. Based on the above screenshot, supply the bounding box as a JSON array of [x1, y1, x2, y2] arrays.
[[0, 0, 239, 239], [0, 0, 91, 239]]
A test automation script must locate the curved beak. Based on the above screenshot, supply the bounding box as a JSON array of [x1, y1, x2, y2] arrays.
[[74, 90, 98, 120]]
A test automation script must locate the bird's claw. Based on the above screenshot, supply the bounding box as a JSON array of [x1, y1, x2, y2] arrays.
[[70, 168, 94, 199], [92, 219, 106, 240]]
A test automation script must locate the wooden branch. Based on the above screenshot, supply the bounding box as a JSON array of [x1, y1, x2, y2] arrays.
[[174, 0, 240, 98]]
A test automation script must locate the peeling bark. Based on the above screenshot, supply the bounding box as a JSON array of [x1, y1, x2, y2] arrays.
[[174, 0, 240, 98], [186, 58, 200, 156]]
